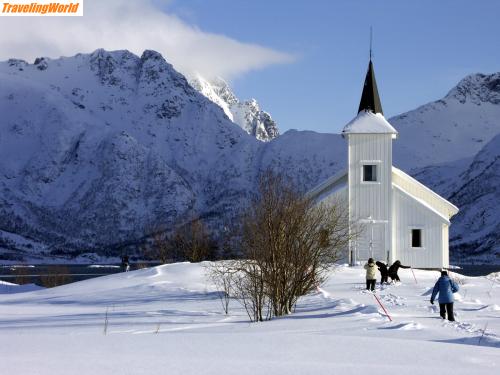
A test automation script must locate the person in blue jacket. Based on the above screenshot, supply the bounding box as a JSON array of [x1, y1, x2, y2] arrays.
[[430, 270, 460, 321]]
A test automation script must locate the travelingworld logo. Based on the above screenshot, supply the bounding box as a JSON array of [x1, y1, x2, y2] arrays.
[[1, 0, 83, 16]]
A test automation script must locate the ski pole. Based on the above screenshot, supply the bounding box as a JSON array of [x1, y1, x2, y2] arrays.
[[411, 267, 418, 284], [372, 292, 392, 322]]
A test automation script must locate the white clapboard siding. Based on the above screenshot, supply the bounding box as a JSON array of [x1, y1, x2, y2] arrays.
[[392, 168, 458, 219], [442, 224, 449, 267], [348, 133, 393, 261], [393, 185, 448, 268], [309, 113, 458, 268]]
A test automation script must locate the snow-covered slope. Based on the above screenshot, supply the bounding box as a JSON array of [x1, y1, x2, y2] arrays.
[[0, 50, 339, 261], [190, 75, 279, 141], [0, 263, 499, 375], [259, 130, 345, 189], [0, 49, 498, 263], [0, 50, 263, 259], [391, 73, 500, 171]]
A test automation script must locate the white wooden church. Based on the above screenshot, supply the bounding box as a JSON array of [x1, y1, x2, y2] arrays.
[[309, 59, 459, 269]]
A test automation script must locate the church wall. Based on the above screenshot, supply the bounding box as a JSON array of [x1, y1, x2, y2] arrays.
[[392, 187, 447, 268], [348, 134, 393, 262]]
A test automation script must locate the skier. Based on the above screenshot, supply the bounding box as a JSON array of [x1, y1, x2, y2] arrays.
[[376, 261, 389, 284], [364, 258, 377, 291], [388, 260, 411, 282], [430, 270, 459, 321]]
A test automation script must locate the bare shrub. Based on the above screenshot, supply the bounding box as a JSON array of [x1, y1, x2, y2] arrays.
[[103, 307, 109, 335], [207, 261, 237, 315], [141, 226, 173, 264], [172, 219, 215, 262], [143, 219, 215, 263], [210, 171, 354, 321], [40, 266, 71, 288], [13, 266, 32, 285]]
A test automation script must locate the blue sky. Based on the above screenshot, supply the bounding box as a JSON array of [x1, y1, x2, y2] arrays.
[[166, 0, 500, 133]]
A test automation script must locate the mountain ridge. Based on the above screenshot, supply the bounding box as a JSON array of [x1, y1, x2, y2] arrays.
[[189, 75, 279, 141], [0, 49, 498, 263]]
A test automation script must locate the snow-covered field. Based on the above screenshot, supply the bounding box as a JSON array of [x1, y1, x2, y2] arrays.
[[0, 263, 498, 374]]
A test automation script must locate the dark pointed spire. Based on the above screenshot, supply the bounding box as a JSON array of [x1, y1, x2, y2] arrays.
[[358, 59, 383, 115]]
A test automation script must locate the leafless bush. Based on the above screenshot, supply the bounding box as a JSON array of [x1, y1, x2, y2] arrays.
[[103, 307, 109, 335], [144, 219, 215, 263], [207, 261, 237, 315], [141, 226, 173, 264], [449, 271, 467, 286], [13, 266, 31, 285], [210, 171, 354, 321], [39, 266, 71, 288], [172, 219, 215, 262]]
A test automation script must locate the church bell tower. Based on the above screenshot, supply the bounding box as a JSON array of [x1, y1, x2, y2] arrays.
[[342, 58, 398, 264]]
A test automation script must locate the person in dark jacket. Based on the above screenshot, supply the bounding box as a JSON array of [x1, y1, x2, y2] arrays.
[[121, 255, 130, 272], [375, 261, 389, 284], [388, 260, 411, 282], [364, 258, 377, 291], [430, 270, 460, 321]]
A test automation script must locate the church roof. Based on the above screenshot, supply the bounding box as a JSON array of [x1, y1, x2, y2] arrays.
[[342, 59, 397, 136], [307, 169, 347, 201], [392, 167, 459, 219], [308, 166, 459, 222], [342, 110, 398, 135], [358, 60, 383, 115]]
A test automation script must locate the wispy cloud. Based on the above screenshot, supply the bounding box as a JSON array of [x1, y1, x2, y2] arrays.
[[0, 0, 294, 80]]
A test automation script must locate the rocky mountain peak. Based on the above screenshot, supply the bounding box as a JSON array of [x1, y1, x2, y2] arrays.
[[209, 77, 239, 106], [189, 75, 279, 142], [446, 72, 500, 105]]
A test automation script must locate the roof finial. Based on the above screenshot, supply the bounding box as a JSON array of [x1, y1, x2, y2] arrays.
[[357, 32, 384, 116], [369, 26, 373, 61]]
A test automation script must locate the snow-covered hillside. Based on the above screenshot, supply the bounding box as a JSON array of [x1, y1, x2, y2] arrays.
[[391, 72, 500, 171], [0, 49, 498, 263], [190, 75, 279, 141], [0, 50, 342, 261], [0, 50, 263, 260], [0, 263, 498, 375]]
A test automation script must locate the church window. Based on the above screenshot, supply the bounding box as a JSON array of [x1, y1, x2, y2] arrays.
[[363, 164, 377, 182], [411, 229, 422, 248]]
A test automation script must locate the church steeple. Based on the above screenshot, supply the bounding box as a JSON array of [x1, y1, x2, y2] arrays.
[[358, 59, 383, 115]]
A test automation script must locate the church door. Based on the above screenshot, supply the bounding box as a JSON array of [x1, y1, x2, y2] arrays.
[[355, 222, 386, 262]]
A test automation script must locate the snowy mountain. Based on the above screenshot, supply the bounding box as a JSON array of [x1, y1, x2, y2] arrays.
[[391, 72, 500, 171], [0, 50, 264, 260], [0, 49, 341, 262], [0, 49, 498, 263], [190, 75, 279, 141]]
